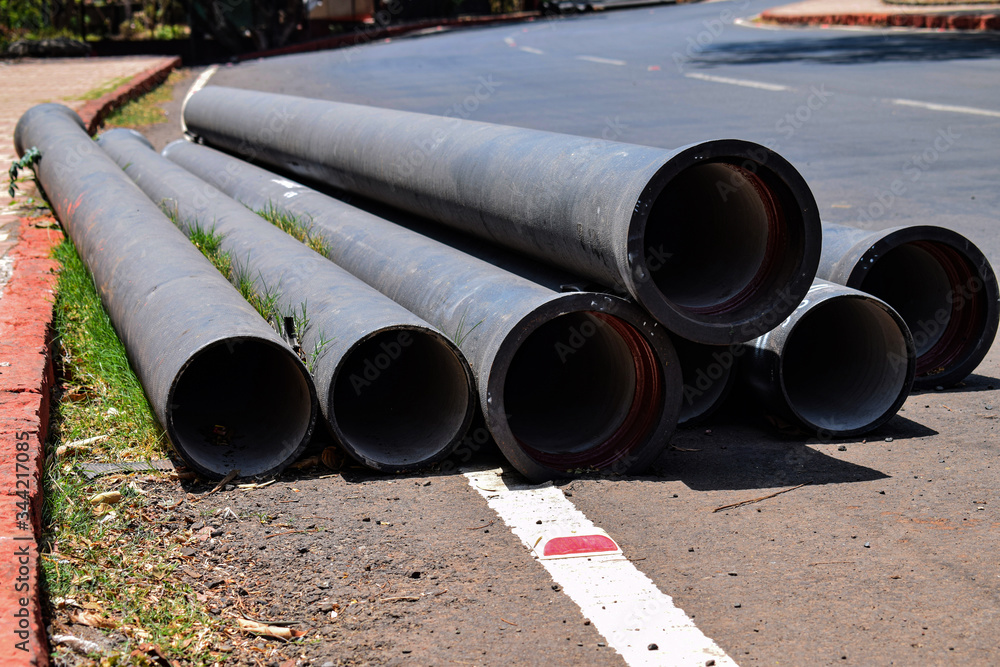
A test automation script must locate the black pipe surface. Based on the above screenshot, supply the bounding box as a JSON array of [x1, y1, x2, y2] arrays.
[[818, 223, 998, 388], [98, 128, 476, 472], [165, 140, 683, 481], [182, 86, 821, 345], [741, 280, 915, 437], [14, 104, 317, 479], [669, 335, 738, 427]]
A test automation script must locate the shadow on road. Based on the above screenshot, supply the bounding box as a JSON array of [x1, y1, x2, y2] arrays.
[[693, 32, 1000, 67]]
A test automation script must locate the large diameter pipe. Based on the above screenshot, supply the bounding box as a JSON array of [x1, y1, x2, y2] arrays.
[[14, 104, 317, 479], [818, 223, 999, 388], [97, 128, 476, 473], [165, 140, 683, 481], [669, 335, 738, 427], [182, 86, 821, 345], [741, 280, 915, 437]]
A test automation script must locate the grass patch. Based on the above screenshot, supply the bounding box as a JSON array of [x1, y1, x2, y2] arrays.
[[179, 220, 284, 326], [43, 236, 225, 663], [49, 238, 163, 461], [103, 70, 185, 128], [181, 214, 333, 373], [65, 75, 133, 102], [255, 202, 331, 257]]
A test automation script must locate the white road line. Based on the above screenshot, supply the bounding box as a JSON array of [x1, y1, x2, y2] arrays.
[[519, 46, 545, 55], [465, 468, 737, 667], [684, 72, 788, 91], [576, 55, 628, 66], [180, 65, 219, 134], [504, 36, 517, 47], [892, 98, 1000, 119]]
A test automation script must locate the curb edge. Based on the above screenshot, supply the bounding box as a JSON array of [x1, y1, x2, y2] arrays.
[[77, 56, 182, 135]]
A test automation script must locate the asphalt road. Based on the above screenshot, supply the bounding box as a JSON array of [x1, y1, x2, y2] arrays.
[[197, 5, 1000, 664]]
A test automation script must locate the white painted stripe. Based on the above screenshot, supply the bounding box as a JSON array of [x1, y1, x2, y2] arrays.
[[465, 468, 737, 667], [520, 46, 545, 55], [576, 55, 628, 66], [180, 65, 219, 134], [685, 72, 788, 91], [504, 36, 517, 47], [892, 98, 1000, 119]]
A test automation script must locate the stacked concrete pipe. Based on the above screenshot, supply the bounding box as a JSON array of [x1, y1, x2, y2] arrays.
[[818, 223, 999, 388], [97, 128, 477, 473], [182, 86, 822, 345], [741, 280, 916, 437], [165, 140, 683, 481], [14, 104, 317, 479]]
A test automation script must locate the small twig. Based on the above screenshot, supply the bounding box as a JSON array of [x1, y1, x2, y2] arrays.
[[466, 520, 494, 530], [192, 469, 239, 503], [712, 483, 809, 513], [238, 615, 301, 627], [500, 617, 517, 626], [432, 589, 449, 597], [379, 596, 420, 603], [627, 557, 647, 562], [265, 530, 306, 539], [808, 561, 855, 567]]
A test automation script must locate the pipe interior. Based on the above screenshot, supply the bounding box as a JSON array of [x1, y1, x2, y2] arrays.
[[858, 241, 980, 374], [781, 298, 909, 432], [644, 161, 792, 316], [504, 312, 640, 456], [170, 339, 312, 477], [671, 336, 734, 425], [332, 329, 470, 467]]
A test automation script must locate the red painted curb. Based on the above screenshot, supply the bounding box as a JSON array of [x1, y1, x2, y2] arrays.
[[238, 12, 541, 61], [759, 9, 1000, 29], [77, 56, 182, 135], [0, 218, 62, 667]]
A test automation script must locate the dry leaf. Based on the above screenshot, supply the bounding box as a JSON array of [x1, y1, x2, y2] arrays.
[[89, 491, 122, 505], [237, 618, 307, 640], [56, 443, 90, 457], [289, 456, 320, 469], [70, 611, 117, 629], [321, 447, 346, 470]]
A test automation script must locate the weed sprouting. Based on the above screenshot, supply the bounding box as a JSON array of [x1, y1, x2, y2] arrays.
[[254, 202, 331, 257], [8, 146, 41, 199]]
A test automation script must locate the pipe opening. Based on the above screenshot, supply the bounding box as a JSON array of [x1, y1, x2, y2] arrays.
[[332, 329, 471, 468], [169, 339, 313, 477], [671, 336, 735, 425], [781, 298, 910, 433], [858, 241, 984, 377], [504, 312, 663, 469], [643, 161, 798, 319]]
